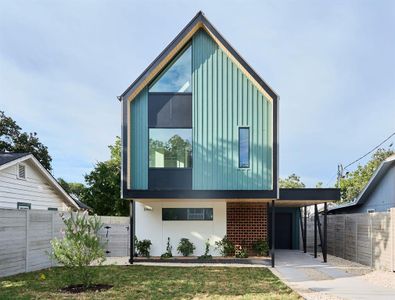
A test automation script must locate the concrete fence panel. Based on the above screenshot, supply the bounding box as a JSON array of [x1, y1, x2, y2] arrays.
[[0, 209, 130, 278]]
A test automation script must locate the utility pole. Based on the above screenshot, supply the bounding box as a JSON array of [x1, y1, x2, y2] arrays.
[[337, 164, 343, 187]]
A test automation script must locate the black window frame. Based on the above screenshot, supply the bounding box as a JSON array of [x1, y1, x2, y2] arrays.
[[148, 128, 193, 169], [17, 202, 31, 210], [162, 208, 213, 221], [238, 127, 250, 168]]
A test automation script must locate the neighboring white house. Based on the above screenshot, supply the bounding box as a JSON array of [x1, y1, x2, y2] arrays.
[[329, 154, 395, 214], [0, 152, 80, 211]]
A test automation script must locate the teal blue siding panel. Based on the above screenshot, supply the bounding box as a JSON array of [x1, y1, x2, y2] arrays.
[[192, 30, 273, 190], [130, 88, 148, 189]]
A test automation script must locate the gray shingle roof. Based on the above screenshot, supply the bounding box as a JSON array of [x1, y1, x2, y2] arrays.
[[0, 152, 29, 166]]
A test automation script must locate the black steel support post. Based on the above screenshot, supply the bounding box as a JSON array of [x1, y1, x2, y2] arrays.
[[316, 205, 323, 249], [323, 202, 328, 263], [267, 202, 271, 248], [271, 200, 276, 268], [304, 206, 307, 253], [299, 208, 305, 253], [314, 204, 318, 258], [129, 200, 135, 264]]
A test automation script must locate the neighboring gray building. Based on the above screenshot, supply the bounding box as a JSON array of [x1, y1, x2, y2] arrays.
[[329, 154, 395, 214]]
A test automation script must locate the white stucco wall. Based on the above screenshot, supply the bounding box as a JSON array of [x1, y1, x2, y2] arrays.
[[135, 200, 226, 256]]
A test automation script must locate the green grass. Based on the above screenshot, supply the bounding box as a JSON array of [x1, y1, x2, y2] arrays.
[[0, 265, 300, 299]]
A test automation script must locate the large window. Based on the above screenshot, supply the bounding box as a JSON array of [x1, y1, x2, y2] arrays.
[[149, 129, 192, 168], [239, 127, 250, 168], [149, 45, 192, 93], [162, 208, 213, 221]]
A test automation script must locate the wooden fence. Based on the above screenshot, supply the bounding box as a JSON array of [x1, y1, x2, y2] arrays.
[[0, 209, 130, 277], [305, 208, 395, 271]]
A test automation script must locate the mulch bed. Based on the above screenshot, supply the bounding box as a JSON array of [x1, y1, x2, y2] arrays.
[[134, 257, 270, 265], [60, 284, 113, 294]]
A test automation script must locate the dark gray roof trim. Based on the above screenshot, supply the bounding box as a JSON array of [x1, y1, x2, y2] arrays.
[[0, 152, 29, 166], [279, 188, 340, 201], [329, 154, 395, 213], [118, 11, 278, 101]]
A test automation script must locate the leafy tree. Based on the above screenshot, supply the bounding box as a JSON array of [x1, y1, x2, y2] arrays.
[[279, 173, 305, 188], [58, 178, 86, 199], [0, 111, 52, 170], [82, 137, 128, 216], [339, 148, 394, 202]]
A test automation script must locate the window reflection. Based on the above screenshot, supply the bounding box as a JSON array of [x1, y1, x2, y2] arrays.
[[149, 45, 192, 93], [149, 129, 192, 168], [239, 127, 250, 168]]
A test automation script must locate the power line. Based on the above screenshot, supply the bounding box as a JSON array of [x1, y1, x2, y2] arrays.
[[343, 131, 395, 170], [324, 131, 395, 187]]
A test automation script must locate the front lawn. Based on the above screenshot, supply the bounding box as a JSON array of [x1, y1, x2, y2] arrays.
[[0, 265, 300, 299]]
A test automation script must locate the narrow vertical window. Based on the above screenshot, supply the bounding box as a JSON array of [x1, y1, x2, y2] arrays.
[[239, 127, 250, 168]]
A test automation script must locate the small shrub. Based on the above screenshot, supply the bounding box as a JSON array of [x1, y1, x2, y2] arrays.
[[198, 239, 212, 260], [215, 235, 235, 257], [235, 245, 248, 258], [136, 238, 152, 257], [177, 238, 195, 256], [160, 237, 173, 259], [49, 212, 106, 287], [252, 239, 269, 256]]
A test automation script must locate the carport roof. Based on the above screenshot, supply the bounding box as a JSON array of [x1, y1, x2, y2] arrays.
[[277, 188, 340, 207]]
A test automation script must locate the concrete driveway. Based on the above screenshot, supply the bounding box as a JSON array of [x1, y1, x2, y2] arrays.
[[273, 250, 395, 300]]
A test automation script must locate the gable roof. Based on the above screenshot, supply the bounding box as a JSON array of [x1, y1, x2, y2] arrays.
[[0, 152, 29, 166], [118, 11, 278, 103], [329, 154, 395, 213], [0, 152, 80, 210]]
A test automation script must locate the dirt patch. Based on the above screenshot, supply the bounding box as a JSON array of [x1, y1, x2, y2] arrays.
[[59, 284, 113, 294]]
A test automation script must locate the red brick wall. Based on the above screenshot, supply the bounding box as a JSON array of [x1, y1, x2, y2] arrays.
[[226, 202, 268, 254]]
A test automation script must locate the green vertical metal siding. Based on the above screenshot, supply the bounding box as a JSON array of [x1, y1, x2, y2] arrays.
[[130, 88, 148, 189], [192, 30, 273, 190]]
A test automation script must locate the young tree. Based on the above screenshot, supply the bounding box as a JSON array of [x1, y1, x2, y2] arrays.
[[339, 148, 394, 202], [82, 137, 128, 216], [50, 212, 106, 287], [279, 173, 305, 188], [0, 111, 52, 170]]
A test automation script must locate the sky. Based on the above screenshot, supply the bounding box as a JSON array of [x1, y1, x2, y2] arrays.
[[1, 0, 394, 187]]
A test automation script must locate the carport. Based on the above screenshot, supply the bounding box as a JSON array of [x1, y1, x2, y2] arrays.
[[269, 188, 340, 267]]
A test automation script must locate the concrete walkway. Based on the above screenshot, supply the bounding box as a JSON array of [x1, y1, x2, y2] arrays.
[[273, 250, 395, 300]]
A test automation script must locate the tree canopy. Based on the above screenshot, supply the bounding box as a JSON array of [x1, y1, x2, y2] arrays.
[[339, 148, 394, 202], [279, 173, 306, 188], [0, 111, 52, 170], [82, 137, 128, 216], [57, 178, 86, 200]]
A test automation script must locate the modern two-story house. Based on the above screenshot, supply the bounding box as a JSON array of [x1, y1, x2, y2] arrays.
[[118, 11, 340, 265]]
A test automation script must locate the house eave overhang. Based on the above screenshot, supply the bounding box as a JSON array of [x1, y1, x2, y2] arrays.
[[118, 11, 278, 104]]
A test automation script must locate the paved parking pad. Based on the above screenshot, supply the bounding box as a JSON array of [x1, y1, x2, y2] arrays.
[[274, 250, 395, 300]]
